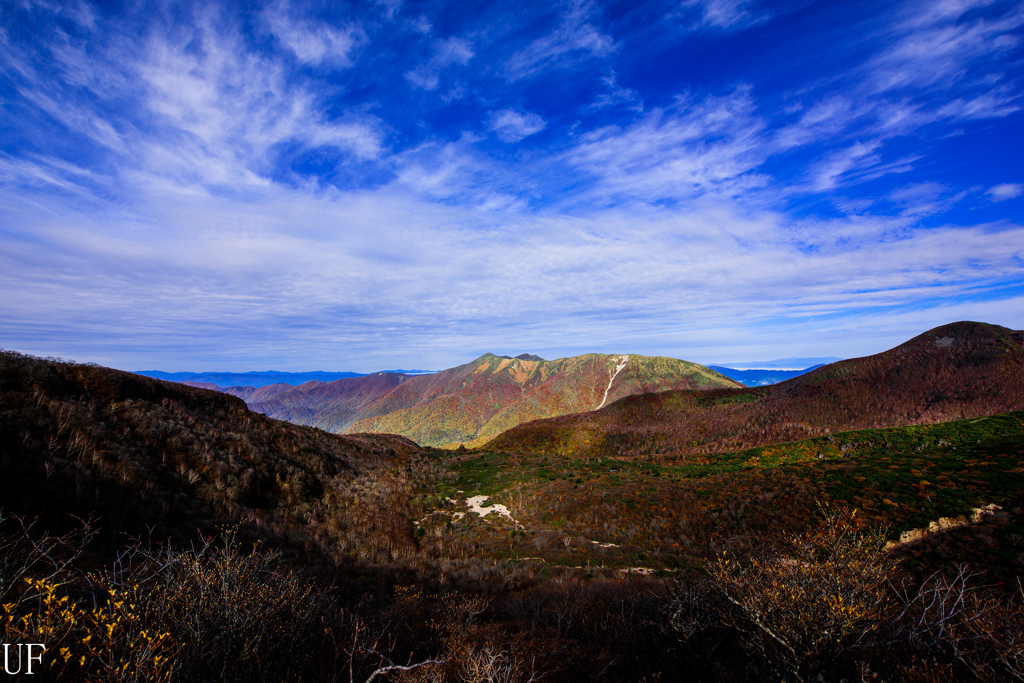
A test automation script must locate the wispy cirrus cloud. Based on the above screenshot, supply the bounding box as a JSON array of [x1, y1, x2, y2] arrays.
[[887, 182, 967, 216], [3, 177, 1021, 370], [773, 97, 869, 151], [488, 109, 547, 143], [0, 0, 1021, 372], [679, 0, 768, 30], [136, 21, 384, 188], [263, 3, 365, 66], [587, 71, 641, 111], [808, 143, 919, 193], [2, 4, 384, 195], [405, 36, 474, 90], [562, 88, 767, 203], [765, 0, 1022, 195], [505, 1, 615, 80], [868, 0, 1022, 94]]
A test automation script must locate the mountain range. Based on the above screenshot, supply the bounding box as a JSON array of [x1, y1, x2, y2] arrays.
[[207, 353, 742, 448], [3, 321, 1021, 565], [711, 356, 844, 369], [135, 369, 367, 387], [211, 372, 415, 433], [708, 364, 827, 386], [4, 322, 1024, 681], [134, 368, 435, 388], [488, 321, 1024, 457]]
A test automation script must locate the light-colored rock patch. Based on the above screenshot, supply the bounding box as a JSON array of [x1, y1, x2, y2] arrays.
[[886, 503, 1003, 549], [446, 495, 520, 526]]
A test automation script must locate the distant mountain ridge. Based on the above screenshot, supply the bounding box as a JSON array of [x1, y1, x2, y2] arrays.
[[212, 352, 741, 447], [136, 370, 367, 388], [220, 373, 415, 433], [709, 365, 826, 386], [487, 321, 1024, 458], [712, 356, 844, 370]]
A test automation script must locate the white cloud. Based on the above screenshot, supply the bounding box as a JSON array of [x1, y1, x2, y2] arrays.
[[887, 182, 966, 216], [2, 0, 1022, 373], [18, 88, 126, 152], [4, 5, 384, 194], [808, 141, 917, 191], [3, 178, 1023, 370], [867, 0, 1023, 94], [774, 97, 867, 151], [376, 0, 403, 21], [935, 89, 1022, 119], [753, 0, 1024, 203], [393, 138, 486, 199], [410, 15, 432, 34], [264, 5, 364, 67], [505, 1, 615, 80], [681, 0, 767, 30], [563, 88, 768, 203], [134, 13, 383, 186], [488, 109, 547, 143], [587, 71, 641, 111], [405, 37, 474, 90], [988, 183, 1023, 201]]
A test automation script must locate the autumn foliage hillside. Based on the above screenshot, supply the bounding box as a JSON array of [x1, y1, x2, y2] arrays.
[[219, 372, 414, 432], [346, 352, 740, 447], [487, 321, 1024, 458], [5, 341, 1024, 681]]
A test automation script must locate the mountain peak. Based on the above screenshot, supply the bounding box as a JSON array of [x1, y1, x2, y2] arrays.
[[489, 353, 544, 361], [911, 320, 1021, 345], [345, 351, 740, 447], [487, 321, 1024, 456]]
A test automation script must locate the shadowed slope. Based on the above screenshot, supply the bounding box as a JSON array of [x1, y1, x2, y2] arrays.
[[486, 322, 1024, 458], [345, 353, 741, 447], [0, 350, 425, 562]]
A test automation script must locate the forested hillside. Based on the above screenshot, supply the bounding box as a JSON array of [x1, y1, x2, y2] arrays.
[[4, 329, 1024, 682], [345, 352, 740, 447], [488, 321, 1024, 458], [0, 350, 431, 568]]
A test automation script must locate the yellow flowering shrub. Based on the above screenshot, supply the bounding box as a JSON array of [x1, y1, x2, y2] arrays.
[[2, 576, 175, 681]]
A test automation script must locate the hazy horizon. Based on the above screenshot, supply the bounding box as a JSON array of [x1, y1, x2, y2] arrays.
[[124, 353, 845, 377]]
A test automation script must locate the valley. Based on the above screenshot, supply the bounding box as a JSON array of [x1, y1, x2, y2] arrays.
[[2, 321, 1023, 682]]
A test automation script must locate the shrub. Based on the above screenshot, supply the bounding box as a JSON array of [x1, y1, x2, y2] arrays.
[[99, 530, 342, 682], [706, 505, 897, 682]]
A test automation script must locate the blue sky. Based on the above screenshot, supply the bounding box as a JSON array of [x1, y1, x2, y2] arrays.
[[1, 0, 1022, 372]]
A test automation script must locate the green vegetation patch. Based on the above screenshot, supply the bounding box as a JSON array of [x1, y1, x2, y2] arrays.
[[437, 452, 521, 496], [427, 411, 1024, 575]]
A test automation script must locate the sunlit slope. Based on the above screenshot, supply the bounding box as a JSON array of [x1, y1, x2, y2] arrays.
[[225, 372, 413, 431], [346, 353, 741, 447], [438, 410, 1024, 579], [486, 321, 1024, 458]]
